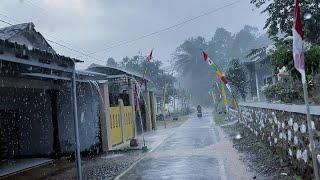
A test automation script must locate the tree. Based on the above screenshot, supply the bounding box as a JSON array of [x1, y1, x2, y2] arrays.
[[173, 36, 214, 104], [267, 38, 320, 80], [250, 0, 320, 43], [119, 54, 176, 97], [172, 27, 269, 105], [107, 57, 118, 67], [207, 28, 233, 70], [120, 56, 141, 73], [226, 58, 249, 101]]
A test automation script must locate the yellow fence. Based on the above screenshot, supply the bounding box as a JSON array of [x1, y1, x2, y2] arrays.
[[109, 106, 134, 147], [109, 107, 122, 146], [124, 106, 134, 140]]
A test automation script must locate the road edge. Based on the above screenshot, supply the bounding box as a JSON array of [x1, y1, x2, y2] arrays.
[[114, 118, 189, 180]]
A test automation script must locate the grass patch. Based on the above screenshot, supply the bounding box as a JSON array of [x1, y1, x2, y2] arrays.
[[213, 112, 229, 125], [222, 123, 300, 179]]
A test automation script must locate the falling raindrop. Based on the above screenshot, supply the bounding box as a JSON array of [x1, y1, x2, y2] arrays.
[[304, 13, 312, 20], [235, 134, 242, 140]]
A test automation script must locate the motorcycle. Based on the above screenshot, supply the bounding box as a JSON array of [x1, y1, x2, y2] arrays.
[[197, 105, 202, 118], [197, 111, 202, 117]]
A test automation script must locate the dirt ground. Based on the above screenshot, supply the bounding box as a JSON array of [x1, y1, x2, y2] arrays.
[[217, 115, 302, 180]]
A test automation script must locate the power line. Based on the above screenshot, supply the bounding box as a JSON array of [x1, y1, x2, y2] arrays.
[[0, 19, 12, 26], [1, 0, 241, 63], [22, 0, 48, 14], [89, 0, 241, 55]]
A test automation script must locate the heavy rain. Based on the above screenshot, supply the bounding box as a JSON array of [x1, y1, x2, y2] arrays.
[[0, 0, 320, 179]]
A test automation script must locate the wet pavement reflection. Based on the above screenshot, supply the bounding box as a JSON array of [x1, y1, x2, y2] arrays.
[[119, 112, 229, 180]]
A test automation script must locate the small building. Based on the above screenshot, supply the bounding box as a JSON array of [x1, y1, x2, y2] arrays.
[[0, 22, 158, 177], [87, 64, 157, 135], [244, 57, 275, 102], [0, 23, 113, 176]]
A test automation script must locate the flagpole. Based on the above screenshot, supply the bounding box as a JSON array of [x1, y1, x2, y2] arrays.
[[302, 75, 319, 180], [204, 51, 242, 127], [162, 82, 167, 128], [136, 98, 146, 149], [203, 51, 240, 111], [292, 0, 319, 178]]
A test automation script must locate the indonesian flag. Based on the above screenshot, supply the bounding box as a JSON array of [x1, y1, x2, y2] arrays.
[[141, 49, 154, 85], [202, 51, 214, 66], [202, 51, 232, 92], [293, 0, 306, 83]]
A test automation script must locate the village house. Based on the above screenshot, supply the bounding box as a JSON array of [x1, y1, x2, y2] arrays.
[[244, 56, 275, 102], [0, 22, 157, 177]]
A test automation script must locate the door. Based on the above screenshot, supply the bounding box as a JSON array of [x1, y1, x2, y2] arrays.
[[0, 110, 20, 160]]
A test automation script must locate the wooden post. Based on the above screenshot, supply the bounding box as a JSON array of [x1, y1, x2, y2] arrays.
[[99, 82, 112, 151], [144, 91, 152, 131], [255, 67, 260, 102], [129, 79, 137, 137], [71, 64, 82, 180], [149, 91, 156, 130], [119, 99, 125, 142]]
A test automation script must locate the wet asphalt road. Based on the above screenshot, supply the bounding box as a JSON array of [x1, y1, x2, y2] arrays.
[[118, 111, 242, 180]]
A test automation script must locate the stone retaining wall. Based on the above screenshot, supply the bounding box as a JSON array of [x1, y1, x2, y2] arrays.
[[230, 103, 320, 176]]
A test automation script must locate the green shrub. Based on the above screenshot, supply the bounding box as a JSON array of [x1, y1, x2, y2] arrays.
[[261, 78, 303, 104]]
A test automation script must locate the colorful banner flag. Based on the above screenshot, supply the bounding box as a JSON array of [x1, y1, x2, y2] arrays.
[[202, 51, 232, 92], [293, 0, 306, 83], [211, 91, 216, 104], [163, 82, 168, 102], [220, 84, 228, 106]]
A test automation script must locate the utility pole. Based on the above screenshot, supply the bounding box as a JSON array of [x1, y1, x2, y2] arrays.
[[72, 61, 82, 180]]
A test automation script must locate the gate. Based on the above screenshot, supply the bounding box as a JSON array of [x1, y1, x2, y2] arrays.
[[124, 106, 134, 140], [109, 107, 122, 146], [109, 106, 134, 146]]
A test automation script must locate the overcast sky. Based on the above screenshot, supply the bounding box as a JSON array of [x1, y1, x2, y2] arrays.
[[0, 0, 267, 69]]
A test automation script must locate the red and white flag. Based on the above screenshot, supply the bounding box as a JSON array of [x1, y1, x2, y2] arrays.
[[202, 51, 214, 66], [293, 0, 306, 83], [147, 49, 153, 62]]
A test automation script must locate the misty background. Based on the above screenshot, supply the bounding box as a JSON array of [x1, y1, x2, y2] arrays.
[[0, 0, 269, 105]]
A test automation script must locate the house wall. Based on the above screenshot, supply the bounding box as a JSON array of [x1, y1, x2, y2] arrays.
[[255, 62, 274, 102], [0, 87, 54, 157], [245, 62, 273, 102], [56, 82, 101, 153], [245, 63, 256, 101]]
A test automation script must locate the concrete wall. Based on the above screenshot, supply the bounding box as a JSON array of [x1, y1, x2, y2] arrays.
[[57, 82, 101, 153], [0, 88, 54, 157], [230, 102, 320, 175]]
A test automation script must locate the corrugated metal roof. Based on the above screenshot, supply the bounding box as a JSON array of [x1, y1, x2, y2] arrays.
[[87, 63, 150, 81], [0, 22, 55, 53]]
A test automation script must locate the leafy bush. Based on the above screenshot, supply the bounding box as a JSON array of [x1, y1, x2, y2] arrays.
[[311, 74, 320, 104], [261, 78, 303, 104]]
